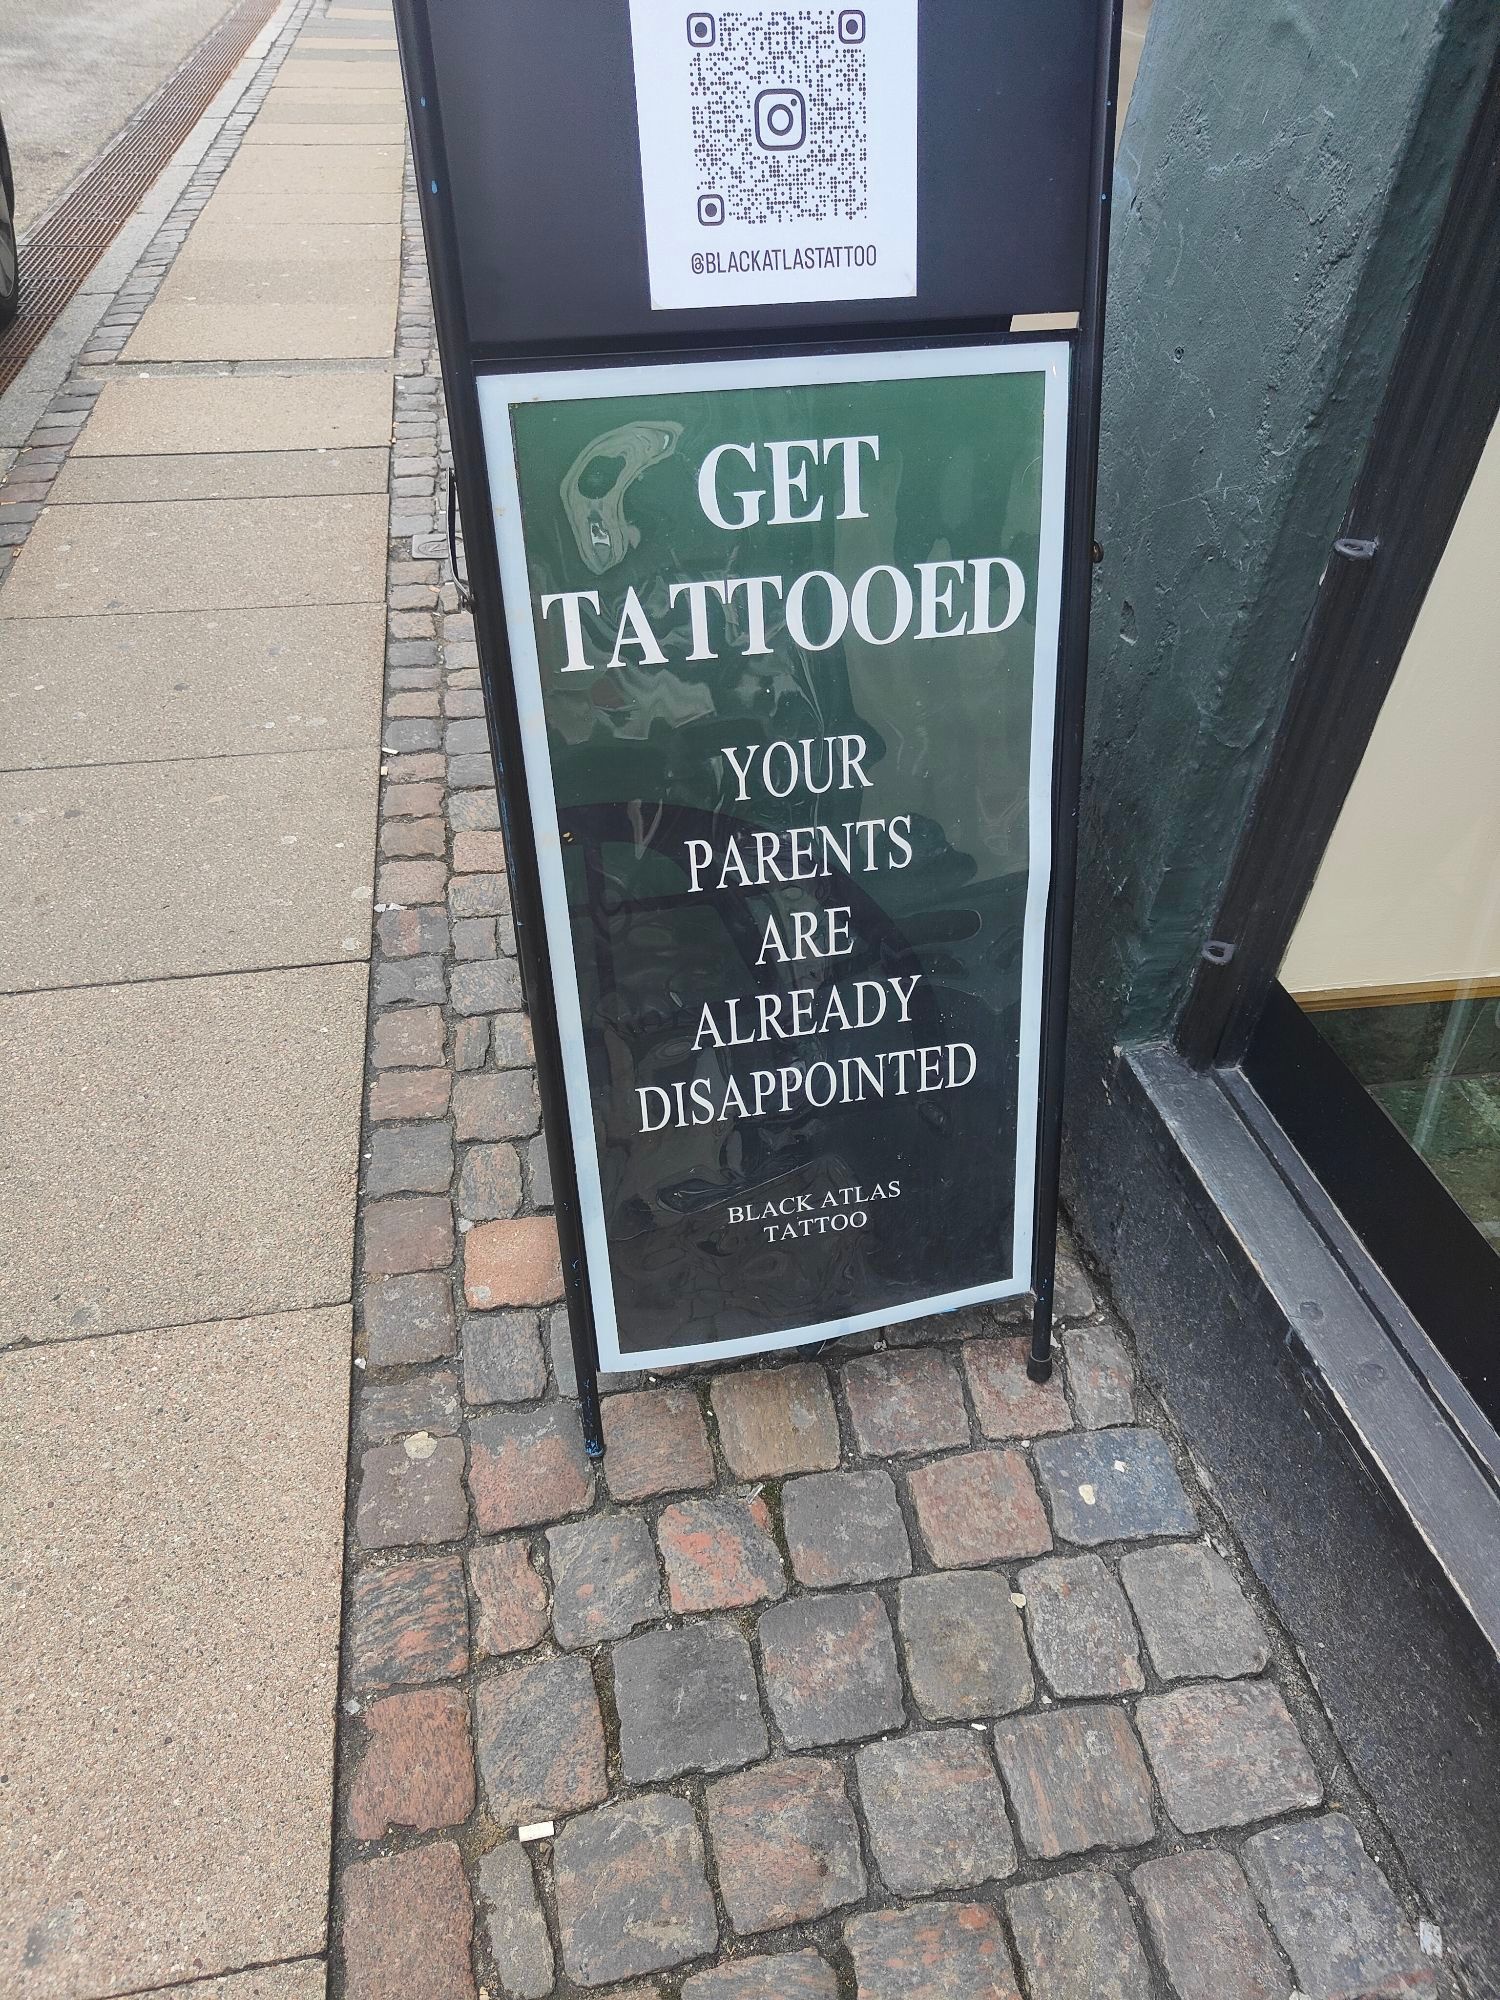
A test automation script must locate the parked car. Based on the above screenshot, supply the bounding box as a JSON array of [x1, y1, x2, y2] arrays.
[[1, 109, 17, 328]]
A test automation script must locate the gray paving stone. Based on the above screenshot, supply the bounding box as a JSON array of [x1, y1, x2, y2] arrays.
[[554, 1793, 718, 1986], [450, 955, 523, 1015], [843, 1346, 970, 1456], [458, 1141, 522, 1221], [372, 954, 445, 1007], [1241, 1814, 1434, 2000], [356, 1366, 460, 1445], [707, 1757, 866, 1935], [857, 1728, 1017, 1895], [1020, 1553, 1144, 1697], [1134, 1849, 1287, 2000], [462, 1310, 546, 1405], [613, 1620, 768, 1782], [1007, 1869, 1152, 2000], [898, 1570, 1033, 1720], [682, 1949, 838, 1998], [1137, 1680, 1322, 1833], [75, 370, 393, 458], [781, 1468, 912, 1587], [525, 1132, 554, 1208], [474, 1653, 608, 1823], [1119, 1541, 1271, 1680], [758, 1590, 905, 1747], [355, 1436, 467, 1549], [845, 1901, 1022, 2000], [1062, 1323, 1136, 1427], [363, 1272, 455, 1364], [1033, 1427, 1197, 1545], [476, 1841, 554, 2000], [994, 1706, 1155, 1859], [365, 1121, 453, 1198], [659, 1494, 787, 1614], [546, 1513, 663, 1648]]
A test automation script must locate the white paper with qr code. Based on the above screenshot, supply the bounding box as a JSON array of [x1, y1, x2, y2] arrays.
[[628, 0, 918, 310]]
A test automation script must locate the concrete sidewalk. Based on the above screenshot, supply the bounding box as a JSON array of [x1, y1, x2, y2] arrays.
[[0, 3, 402, 1993]]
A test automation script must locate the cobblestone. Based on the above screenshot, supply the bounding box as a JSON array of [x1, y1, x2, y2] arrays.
[[1020, 1553, 1144, 1698], [474, 1652, 607, 1823], [857, 1729, 1017, 1894], [1241, 1813, 1435, 2000], [554, 1792, 718, 1985], [453, 1068, 538, 1141], [1006, 1869, 1152, 2000], [1120, 1541, 1271, 1680], [1134, 1848, 1287, 2000], [844, 1901, 1021, 2000], [1033, 1426, 1196, 1545], [462, 1309, 546, 1404], [468, 1401, 593, 1530], [1137, 1679, 1322, 1832], [603, 1385, 716, 1499], [363, 1271, 455, 1365], [347, 1685, 474, 1839], [349, 1556, 470, 1691], [366, 1122, 453, 1198], [963, 1336, 1072, 1439], [457, 1140, 522, 1220], [711, 1363, 841, 1477], [475, 1842, 554, 2000], [1062, 1322, 1135, 1426], [782, 1467, 912, 1586], [707, 1757, 866, 1933], [682, 1950, 838, 1998], [469, 1537, 550, 1658], [994, 1705, 1155, 1859], [547, 1512, 663, 1646], [341, 1841, 475, 2000], [908, 1447, 1052, 1566], [614, 1620, 768, 1781], [464, 1214, 562, 1308], [368, 1067, 451, 1122], [659, 1493, 786, 1612], [759, 1589, 905, 1746], [364, 1195, 455, 1276], [356, 1436, 468, 1550], [844, 1346, 969, 1455], [372, 1005, 446, 1069], [898, 1569, 1032, 1720], [357, 1368, 461, 1446]]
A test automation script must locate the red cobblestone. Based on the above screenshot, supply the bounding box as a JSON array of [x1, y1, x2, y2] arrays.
[[348, 1556, 469, 1691], [369, 1067, 452, 1122], [364, 1195, 454, 1276], [658, 1494, 786, 1613], [843, 1347, 970, 1457], [963, 1337, 1073, 1439], [347, 1685, 475, 1839], [341, 1840, 476, 2000], [469, 1537, 550, 1657], [710, 1363, 841, 1477], [602, 1386, 716, 1500], [371, 1005, 446, 1068], [907, 1448, 1052, 1565], [464, 1215, 562, 1308]]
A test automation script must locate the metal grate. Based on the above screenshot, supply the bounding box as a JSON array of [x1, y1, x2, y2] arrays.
[[0, 0, 284, 396]]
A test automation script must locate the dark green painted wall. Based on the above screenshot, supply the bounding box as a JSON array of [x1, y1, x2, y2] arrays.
[[1073, 0, 1499, 1054]]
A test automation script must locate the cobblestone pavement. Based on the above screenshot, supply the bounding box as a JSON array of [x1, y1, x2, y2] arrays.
[[332, 199, 1460, 2000]]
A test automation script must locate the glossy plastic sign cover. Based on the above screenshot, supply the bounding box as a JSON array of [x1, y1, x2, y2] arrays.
[[478, 344, 1068, 1368]]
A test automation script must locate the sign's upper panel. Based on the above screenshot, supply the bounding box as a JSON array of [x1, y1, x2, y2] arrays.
[[422, 0, 1100, 353]]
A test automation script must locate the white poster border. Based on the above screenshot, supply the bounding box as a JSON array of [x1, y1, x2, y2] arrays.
[[477, 341, 1071, 1372]]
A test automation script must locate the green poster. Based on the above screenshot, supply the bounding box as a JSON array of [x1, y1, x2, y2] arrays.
[[478, 344, 1069, 1368]]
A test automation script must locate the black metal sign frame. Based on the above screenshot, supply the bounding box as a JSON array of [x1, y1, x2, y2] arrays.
[[392, 0, 1123, 1454]]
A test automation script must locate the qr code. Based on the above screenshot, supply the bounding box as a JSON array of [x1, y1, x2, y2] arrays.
[[686, 8, 869, 227]]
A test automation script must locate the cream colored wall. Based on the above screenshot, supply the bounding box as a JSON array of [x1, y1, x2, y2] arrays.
[[1281, 417, 1500, 1002]]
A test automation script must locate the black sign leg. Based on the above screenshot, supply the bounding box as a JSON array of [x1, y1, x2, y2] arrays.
[[1028, 1219, 1057, 1384]]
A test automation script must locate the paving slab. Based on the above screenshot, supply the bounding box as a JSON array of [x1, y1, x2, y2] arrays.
[[0, 964, 367, 1343], [0, 1307, 349, 1996], [75, 371, 393, 457], [201, 188, 403, 226], [243, 119, 407, 144], [166, 1965, 327, 1998], [276, 60, 403, 87], [0, 494, 387, 616], [121, 298, 399, 361], [264, 85, 405, 108], [175, 219, 403, 266], [215, 145, 405, 193], [1, 749, 378, 990], [0, 602, 385, 766], [49, 447, 391, 505]]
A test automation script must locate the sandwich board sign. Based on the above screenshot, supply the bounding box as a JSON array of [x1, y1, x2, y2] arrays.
[[393, 0, 1121, 1447]]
